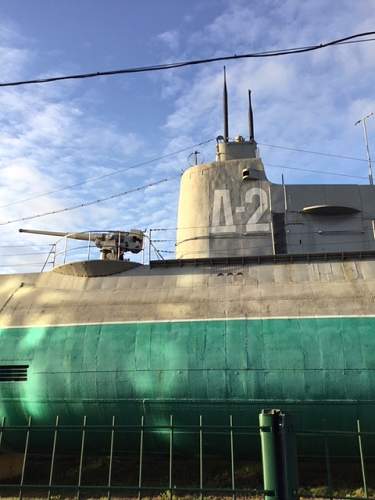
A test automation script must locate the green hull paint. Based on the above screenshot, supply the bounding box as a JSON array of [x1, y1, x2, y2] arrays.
[[1, 317, 375, 454]]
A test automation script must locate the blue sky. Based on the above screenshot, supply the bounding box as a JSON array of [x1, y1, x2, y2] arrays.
[[1, 0, 375, 272]]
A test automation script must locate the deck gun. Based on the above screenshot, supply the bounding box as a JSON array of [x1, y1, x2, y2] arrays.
[[19, 228, 144, 261]]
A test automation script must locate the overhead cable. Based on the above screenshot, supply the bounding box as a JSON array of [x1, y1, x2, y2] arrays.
[[0, 138, 214, 209], [259, 142, 368, 162], [0, 32, 374, 88], [0, 243, 52, 248], [0, 251, 50, 257], [0, 263, 46, 267], [0, 139, 368, 212], [264, 161, 367, 179], [0, 176, 178, 226]]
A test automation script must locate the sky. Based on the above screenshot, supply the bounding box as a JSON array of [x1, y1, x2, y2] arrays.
[[0, 0, 375, 273]]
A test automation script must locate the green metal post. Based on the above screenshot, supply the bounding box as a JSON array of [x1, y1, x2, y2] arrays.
[[259, 410, 280, 500], [259, 410, 299, 500]]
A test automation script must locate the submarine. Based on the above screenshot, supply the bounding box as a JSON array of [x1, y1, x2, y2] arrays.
[[1, 74, 375, 456]]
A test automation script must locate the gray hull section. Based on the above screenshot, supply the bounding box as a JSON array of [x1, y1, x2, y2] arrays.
[[1, 258, 375, 327]]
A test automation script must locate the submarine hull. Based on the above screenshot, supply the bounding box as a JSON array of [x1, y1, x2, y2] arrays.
[[1, 257, 375, 456]]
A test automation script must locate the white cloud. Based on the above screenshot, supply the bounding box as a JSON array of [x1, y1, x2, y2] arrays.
[[157, 30, 180, 51], [2, 1, 375, 272], [0, 30, 147, 273]]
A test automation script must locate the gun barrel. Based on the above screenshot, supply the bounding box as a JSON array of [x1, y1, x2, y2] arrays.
[[19, 229, 144, 247], [19, 228, 91, 241], [19, 228, 69, 238]]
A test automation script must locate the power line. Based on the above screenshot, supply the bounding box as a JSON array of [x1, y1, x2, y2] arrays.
[[0, 138, 368, 212], [0, 251, 50, 257], [0, 149, 369, 227], [0, 139, 214, 209], [0, 263, 46, 267], [0, 32, 374, 88], [339, 37, 375, 45], [264, 161, 367, 180], [0, 243, 52, 248], [259, 142, 368, 163], [0, 175, 179, 226]]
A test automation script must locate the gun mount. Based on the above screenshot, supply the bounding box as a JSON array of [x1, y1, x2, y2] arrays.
[[19, 228, 144, 261]]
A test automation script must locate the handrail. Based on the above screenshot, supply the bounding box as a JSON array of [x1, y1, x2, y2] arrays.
[[29, 229, 173, 272], [40, 244, 56, 272]]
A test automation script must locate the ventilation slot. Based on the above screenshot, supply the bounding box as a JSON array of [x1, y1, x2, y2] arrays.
[[0, 365, 28, 382]]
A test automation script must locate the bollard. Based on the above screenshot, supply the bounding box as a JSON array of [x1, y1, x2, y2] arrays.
[[259, 410, 299, 500]]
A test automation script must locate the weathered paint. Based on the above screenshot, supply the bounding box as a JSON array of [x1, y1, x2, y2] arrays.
[[2, 258, 375, 329], [176, 151, 375, 259], [1, 316, 374, 440], [1, 255, 375, 455]]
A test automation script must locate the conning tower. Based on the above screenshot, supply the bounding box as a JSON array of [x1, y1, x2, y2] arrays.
[[176, 69, 273, 259]]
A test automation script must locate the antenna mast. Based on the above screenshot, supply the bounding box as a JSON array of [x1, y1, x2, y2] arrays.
[[248, 89, 255, 142], [355, 112, 374, 185], [223, 66, 229, 142]]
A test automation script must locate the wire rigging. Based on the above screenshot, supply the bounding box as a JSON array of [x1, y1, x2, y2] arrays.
[[264, 161, 367, 180], [0, 251, 52, 257], [259, 142, 368, 163], [0, 139, 214, 209], [0, 175, 179, 226], [0, 28, 372, 226], [0, 140, 369, 213], [0, 32, 374, 88], [0, 263, 47, 267], [0, 243, 52, 248]]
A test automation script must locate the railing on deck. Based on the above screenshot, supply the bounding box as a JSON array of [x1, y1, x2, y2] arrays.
[[41, 230, 152, 271]]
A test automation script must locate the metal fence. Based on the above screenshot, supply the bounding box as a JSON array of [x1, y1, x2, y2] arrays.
[[0, 414, 262, 499], [0, 412, 374, 500]]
